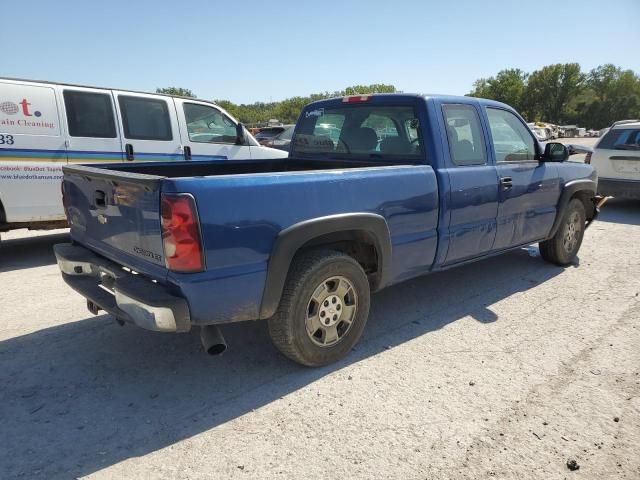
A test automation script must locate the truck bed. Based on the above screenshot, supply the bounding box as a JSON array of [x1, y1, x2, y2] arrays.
[[80, 158, 403, 179]]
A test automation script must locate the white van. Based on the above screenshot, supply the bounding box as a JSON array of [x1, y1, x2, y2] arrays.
[[0, 78, 287, 235]]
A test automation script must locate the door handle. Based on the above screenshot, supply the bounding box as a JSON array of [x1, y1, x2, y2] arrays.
[[125, 143, 134, 161], [184, 145, 192, 161], [500, 176, 513, 189]]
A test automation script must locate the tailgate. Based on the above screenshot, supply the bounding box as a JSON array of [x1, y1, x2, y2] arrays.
[[63, 164, 167, 279]]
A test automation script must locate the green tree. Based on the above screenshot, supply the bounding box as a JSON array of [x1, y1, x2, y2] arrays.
[[156, 87, 196, 98], [468, 69, 528, 112], [524, 63, 584, 123], [214, 84, 397, 125], [575, 65, 640, 128], [343, 84, 396, 96]]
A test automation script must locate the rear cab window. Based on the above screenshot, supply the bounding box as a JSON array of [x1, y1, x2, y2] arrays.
[[255, 127, 285, 140], [597, 128, 640, 150], [292, 101, 423, 160]]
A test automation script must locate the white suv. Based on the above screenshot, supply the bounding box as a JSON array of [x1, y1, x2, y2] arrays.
[[588, 121, 640, 199]]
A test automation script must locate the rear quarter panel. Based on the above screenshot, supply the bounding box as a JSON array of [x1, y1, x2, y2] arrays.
[[164, 165, 439, 325]]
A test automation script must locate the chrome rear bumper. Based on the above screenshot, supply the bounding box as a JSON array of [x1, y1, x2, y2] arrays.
[[54, 243, 191, 332]]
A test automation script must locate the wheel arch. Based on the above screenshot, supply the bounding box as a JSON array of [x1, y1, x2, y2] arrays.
[[547, 179, 597, 239], [259, 213, 392, 319]]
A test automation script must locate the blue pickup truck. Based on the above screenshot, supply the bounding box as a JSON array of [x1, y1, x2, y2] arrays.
[[54, 94, 599, 366]]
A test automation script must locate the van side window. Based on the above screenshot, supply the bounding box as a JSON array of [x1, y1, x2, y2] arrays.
[[63, 91, 117, 138], [486, 108, 536, 162], [183, 103, 237, 144], [118, 96, 172, 141], [442, 104, 487, 166]]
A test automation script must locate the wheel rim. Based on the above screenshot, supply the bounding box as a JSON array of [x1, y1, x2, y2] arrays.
[[563, 211, 581, 252], [305, 275, 358, 347]]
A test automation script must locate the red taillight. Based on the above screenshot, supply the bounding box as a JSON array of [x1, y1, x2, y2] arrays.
[[585, 152, 592, 164], [342, 95, 371, 103], [160, 194, 204, 273]]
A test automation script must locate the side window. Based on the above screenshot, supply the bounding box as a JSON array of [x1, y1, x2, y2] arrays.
[[486, 108, 536, 162], [64, 90, 116, 138], [405, 118, 420, 141], [118, 95, 172, 141], [183, 103, 237, 144], [442, 104, 487, 166], [597, 128, 640, 149]]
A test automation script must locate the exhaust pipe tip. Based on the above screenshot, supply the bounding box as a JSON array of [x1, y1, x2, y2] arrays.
[[200, 325, 227, 356]]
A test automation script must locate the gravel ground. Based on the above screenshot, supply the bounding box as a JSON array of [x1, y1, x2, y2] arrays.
[[1, 183, 639, 479]]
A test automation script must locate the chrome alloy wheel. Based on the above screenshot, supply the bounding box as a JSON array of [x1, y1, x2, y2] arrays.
[[305, 275, 358, 347], [563, 210, 581, 252]]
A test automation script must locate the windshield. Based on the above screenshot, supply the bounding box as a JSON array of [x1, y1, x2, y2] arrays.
[[291, 103, 423, 159]]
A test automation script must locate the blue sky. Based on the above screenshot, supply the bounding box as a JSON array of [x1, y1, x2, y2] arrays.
[[4, 0, 639, 104]]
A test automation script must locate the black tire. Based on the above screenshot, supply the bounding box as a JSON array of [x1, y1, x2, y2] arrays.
[[267, 249, 371, 367], [540, 198, 586, 266]]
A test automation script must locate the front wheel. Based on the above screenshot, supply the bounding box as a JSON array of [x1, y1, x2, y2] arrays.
[[268, 249, 371, 367], [539, 198, 586, 266]]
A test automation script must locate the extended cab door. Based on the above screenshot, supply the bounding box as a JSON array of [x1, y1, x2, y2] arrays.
[[484, 107, 561, 250], [174, 99, 251, 160], [440, 103, 499, 265], [113, 92, 183, 162]]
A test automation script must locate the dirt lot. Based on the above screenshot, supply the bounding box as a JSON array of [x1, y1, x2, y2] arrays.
[[1, 186, 639, 478]]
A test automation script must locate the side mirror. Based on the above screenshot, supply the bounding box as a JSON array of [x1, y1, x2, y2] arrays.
[[235, 123, 246, 145], [566, 144, 593, 156], [542, 142, 568, 162]]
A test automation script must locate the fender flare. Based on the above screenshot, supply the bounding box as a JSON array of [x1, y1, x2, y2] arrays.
[[547, 179, 597, 239], [259, 213, 392, 319]]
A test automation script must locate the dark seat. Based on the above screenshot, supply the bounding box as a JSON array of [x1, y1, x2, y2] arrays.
[[379, 136, 413, 154], [340, 127, 378, 152], [447, 126, 477, 164]]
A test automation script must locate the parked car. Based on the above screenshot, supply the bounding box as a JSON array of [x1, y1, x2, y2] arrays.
[[587, 120, 640, 199], [54, 94, 598, 367], [531, 127, 549, 142], [255, 125, 295, 151], [0, 78, 287, 236]]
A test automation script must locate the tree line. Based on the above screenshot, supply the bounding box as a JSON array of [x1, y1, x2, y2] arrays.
[[157, 85, 397, 126], [467, 63, 640, 129], [158, 63, 640, 129]]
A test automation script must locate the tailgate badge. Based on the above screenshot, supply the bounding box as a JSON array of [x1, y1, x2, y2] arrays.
[[97, 214, 108, 225]]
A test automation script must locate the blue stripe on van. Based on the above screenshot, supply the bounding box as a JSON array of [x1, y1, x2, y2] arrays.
[[0, 147, 228, 162]]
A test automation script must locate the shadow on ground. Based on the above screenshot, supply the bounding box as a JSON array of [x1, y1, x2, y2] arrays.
[[0, 232, 69, 273], [1, 247, 567, 479], [597, 197, 640, 226]]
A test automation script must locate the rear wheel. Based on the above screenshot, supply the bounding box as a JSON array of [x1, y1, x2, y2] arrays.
[[268, 249, 370, 367], [540, 198, 586, 266]]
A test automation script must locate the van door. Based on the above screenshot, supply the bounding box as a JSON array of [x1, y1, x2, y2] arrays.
[[61, 87, 123, 164], [113, 92, 183, 163], [0, 80, 67, 222], [173, 99, 251, 160]]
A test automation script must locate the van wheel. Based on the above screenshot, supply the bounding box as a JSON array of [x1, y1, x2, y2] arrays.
[[268, 249, 370, 367], [540, 198, 586, 266]]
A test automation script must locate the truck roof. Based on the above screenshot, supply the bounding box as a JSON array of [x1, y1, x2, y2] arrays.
[[303, 93, 514, 110]]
